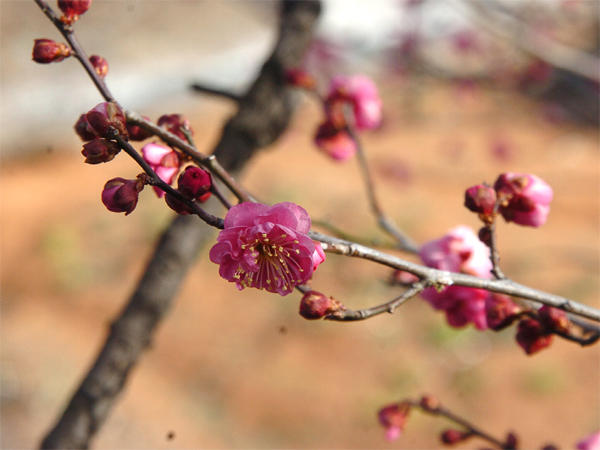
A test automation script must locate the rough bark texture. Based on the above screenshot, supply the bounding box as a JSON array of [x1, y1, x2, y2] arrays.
[[41, 1, 321, 448]]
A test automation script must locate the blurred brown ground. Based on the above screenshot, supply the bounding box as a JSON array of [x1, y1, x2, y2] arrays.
[[1, 1, 599, 448]]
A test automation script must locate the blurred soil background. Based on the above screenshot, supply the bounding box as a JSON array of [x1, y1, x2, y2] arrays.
[[1, 1, 599, 448]]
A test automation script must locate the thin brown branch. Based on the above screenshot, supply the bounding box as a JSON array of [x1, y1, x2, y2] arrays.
[[326, 282, 426, 321], [309, 231, 600, 322]]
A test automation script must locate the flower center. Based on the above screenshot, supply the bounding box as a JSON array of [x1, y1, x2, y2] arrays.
[[234, 233, 305, 293]]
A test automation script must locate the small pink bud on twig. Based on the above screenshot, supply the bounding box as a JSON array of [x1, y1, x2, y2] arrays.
[[516, 318, 553, 355], [464, 184, 497, 222], [74, 114, 97, 141], [419, 395, 440, 412], [86, 102, 128, 140], [165, 192, 194, 215], [299, 291, 340, 320], [32, 39, 71, 64], [157, 114, 193, 141], [81, 138, 120, 164], [89, 55, 108, 78], [101, 177, 144, 215], [378, 402, 411, 442], [177, 166, 212, 200], [314, 120, 357, 161], [58, 0, 92, 24], [440, 428, 470, 445], [126, 116, 153, 141]]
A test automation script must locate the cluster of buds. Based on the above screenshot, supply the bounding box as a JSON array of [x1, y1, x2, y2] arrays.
[[516, 305, 569, 355], [314, 75, 382, 161], [465, 173, 553, 228]]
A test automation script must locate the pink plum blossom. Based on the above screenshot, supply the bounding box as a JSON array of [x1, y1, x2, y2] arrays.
[[327, 75, 382, 131], [420, 225, 493, 330], [141, 143, 181, 198], [494, 173, 553, 227], [209, 202, 325, 296], [577, 431, 600, 450]]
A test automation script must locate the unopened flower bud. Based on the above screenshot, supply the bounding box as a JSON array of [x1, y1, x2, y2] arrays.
[[378, 402, 411, 442], [516, 318, 553, 355], [392, 270, 420, 285], [441, 429, 469, 445], [505, 431, 519, 450], [485, 294, 522, 331], [299, 291, 338, 320], [82, 138, 120, 164], [74, 114, 97, 141], [58, 0, 91, 23], [538, 305, 569, 334], [464, 184, 496, 220], [494, 173, 553, 227], [419, 395, 439, 412], [157, 114, 193, 141], [86, 102, 128, 140], [477, 226, 492, 247], [314, 120, 357, 161], [101, 177, 143, 215], [32, 39, 71, 64], [126, 117, 153, 141], [177, 166, 212, 200], [165, 192, 194, 215], [89, 55, 108, 78], [285, 68, 316, 90]]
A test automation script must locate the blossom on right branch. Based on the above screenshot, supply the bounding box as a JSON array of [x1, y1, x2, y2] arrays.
[[420, 225, 493, 330], [494, 173, 553, 227], [209, 202, 325, 296]]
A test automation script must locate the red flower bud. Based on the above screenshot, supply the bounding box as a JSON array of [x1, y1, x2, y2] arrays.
[[177, 166, 212, 200], [299, 291, 338, 320], [165, 192, 194, 215], [441, 429, 469, 445], [157, 114, 193, 141], [81, 138, 120, 164], [126, 117, 153, 141], [464, 184, 497, 219], [516, 318, 553, 355], [89, 55, 108, 78], [538, 305, 569, 334], [314, 120, 357, 161], [32, 39, 71, 64], [86, 102, 128, 140], [485, 294, 522, 331], [419, 395, 440, 412], [378, 402, 411, 441], [285, 68, 316, 90], [505, 431, 519, 450], [58, 0, 91, 23], [101, 177, 143, 215], [74, 114, 97, 141]]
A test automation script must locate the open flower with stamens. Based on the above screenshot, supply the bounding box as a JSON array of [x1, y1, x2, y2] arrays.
[[209, 202, 324, 296]]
